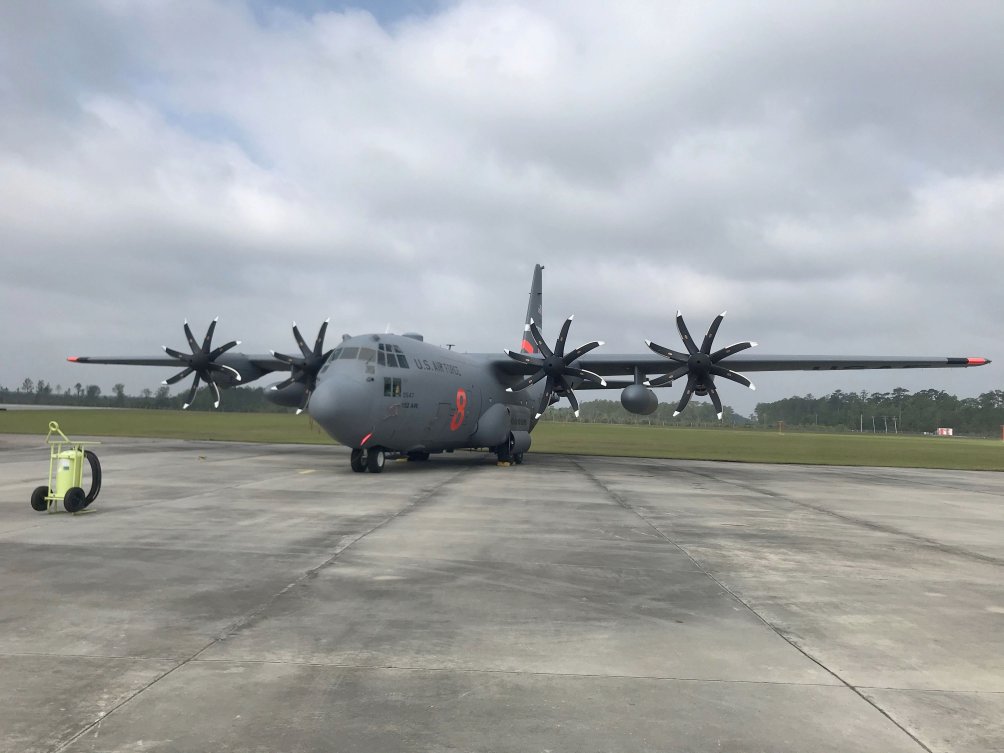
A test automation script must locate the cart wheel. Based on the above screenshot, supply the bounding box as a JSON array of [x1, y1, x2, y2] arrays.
[[31, 486, 49, 512], [64, 487, 86, 513]]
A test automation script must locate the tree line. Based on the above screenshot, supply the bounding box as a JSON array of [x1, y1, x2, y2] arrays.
[[4, 379, 1002, 436]]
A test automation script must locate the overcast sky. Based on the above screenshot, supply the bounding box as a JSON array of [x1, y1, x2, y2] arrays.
[[1, 0, 1001, 416]]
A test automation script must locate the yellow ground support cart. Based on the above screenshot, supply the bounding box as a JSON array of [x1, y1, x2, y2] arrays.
[[31, 421, 102, 514]]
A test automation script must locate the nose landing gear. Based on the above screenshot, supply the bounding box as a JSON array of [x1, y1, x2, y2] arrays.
[[350, 447, 385, 473]]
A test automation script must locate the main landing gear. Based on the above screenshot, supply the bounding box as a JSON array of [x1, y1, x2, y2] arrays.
[[350, 447, 386, 473]]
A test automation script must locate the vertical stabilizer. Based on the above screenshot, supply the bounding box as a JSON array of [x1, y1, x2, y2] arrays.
[[520, 264, 543, 353]]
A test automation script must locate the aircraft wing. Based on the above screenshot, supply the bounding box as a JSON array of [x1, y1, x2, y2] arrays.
[[489, 352, 989, 380], [68, 353, 291, 383], [572, 353, 991, 377]]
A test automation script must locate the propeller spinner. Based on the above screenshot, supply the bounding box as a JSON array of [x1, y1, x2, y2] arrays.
[[645, 311, 757, 419], [504, 316, 606, 418]]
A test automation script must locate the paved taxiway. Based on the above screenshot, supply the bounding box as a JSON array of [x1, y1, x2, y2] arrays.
[[1, 434, 1002, 753]]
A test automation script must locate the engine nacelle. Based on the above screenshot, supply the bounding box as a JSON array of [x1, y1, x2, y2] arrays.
[[217, 353, 268, 387], [621, 384, 659, 415], [266, 382, 307, 408]]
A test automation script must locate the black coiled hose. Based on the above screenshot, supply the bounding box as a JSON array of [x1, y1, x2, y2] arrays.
[[83, 449, 102, 507]]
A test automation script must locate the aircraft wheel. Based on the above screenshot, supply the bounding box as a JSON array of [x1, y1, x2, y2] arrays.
[[63, 487, 86, 514], [350, 449, 366, 473], [513, 453, 524, 465], [366, 448, 386, 473], [31, 486, 49, 512]]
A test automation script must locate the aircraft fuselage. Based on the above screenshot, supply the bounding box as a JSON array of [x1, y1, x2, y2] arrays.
[[306, 333, 538, 457]]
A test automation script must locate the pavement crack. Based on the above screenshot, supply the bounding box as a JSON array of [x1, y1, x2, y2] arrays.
[[571, 458, 937, 753], [50, 467, 465, 753]]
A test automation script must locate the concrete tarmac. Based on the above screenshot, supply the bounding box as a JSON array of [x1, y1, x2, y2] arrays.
[[1, 434, 1001, 753]]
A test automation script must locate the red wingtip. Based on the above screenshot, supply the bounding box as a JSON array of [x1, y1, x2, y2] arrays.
[[67, 356, 79, 362], [967, 358, 989, 366]]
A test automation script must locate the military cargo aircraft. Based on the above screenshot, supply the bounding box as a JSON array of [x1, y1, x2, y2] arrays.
[[69, 265, 990, 472]]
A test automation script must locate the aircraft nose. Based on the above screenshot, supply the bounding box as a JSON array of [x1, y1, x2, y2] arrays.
[[306, 376, 373, 445]]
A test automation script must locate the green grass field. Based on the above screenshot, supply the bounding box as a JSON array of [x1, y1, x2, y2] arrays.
[[1, 409, 1001, 471]]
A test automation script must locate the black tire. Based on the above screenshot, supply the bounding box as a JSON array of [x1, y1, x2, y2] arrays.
[[82, 450, 102, 507], [366, 448, 385, 473], [64, 487, 86, 514], [514, 453, 524, 465], [407, 451, 430, 462], [350, 448, 366, 473], [31, 486, 50, 512]]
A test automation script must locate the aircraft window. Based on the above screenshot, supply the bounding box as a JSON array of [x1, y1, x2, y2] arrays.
[[383, 377, 402, 397], [327, 348, 342, 362], [340, 346, 359, 360], [377, 351, 386, 366], [397, 354, 410, 369], [358, 347, 376, 362]]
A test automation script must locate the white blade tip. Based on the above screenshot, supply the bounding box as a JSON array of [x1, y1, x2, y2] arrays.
[[750, 384, 756, 391], [672, 410, 681, 417], [717, 412, 723, 420], [213, 401, 220, 409], [534, 412, 543, 419], [505, 387, 513, 392], [600, 379, 607, 387], [574, 410, 580, 417], [182, 403, 190, 410], [720, 310, 727, 317], [751, 341, 758, 347], [295, 408, 303, 415]]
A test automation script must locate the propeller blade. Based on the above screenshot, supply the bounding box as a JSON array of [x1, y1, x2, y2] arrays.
[[676, 312, 698, 355], [709, 365, 755, 390], [710, 341, 757, 363], [209, 339, 239, 359], [563, 340, 604, 363], [708, 385, 723, 419], [183, 374, 201, 410], [504, 349, 543, 369], [209, 379, 222, 409], [645, 365, 689, 388], [528, 320, 553, 359], [506, 370, 546, 392], [292, 322, 312, 358], [313, 319, 330, 357], [534, 379, 554, 419], [272, 351, 297, 365], [184, 321, 199, 352], [554, 315, 574, 358], [566, 388, 580, 417], [271, 375, 297, 391], [562, 367, 606, 386], [645, 340, 688, 362], [163, 346, 188, 360], [201, 318, 218, 352], [673, 374, 698, 416], [164, 367, 194, 385], [296, 387, 313, 415], [701, 312, 725, 354]]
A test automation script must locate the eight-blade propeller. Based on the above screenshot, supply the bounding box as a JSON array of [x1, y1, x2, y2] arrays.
[[504, 316, 606, 418], [645, 311, 756, 419], [270, 320, 334, 414], [162, 318, 242, 409]]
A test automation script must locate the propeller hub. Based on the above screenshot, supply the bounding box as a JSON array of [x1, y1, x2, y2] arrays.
[[689, 352, 712, 373]]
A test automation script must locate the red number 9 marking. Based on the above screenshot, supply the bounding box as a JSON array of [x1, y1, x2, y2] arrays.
[[450, 388, 467, 431]]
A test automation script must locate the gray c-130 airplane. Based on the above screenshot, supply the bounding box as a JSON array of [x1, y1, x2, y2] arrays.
[[70, 264, 990, 472]]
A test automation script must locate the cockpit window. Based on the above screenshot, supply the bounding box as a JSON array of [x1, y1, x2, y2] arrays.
[[358, 347, 376, 363], [377, 343, 410, 369], [340, 346, 359, 360]]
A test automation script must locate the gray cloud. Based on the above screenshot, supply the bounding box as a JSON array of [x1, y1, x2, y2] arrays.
[[1, 0, 1000, 415]]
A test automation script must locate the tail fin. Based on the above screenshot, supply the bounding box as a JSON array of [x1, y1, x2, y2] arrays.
[[520, 264, 543, 354]]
